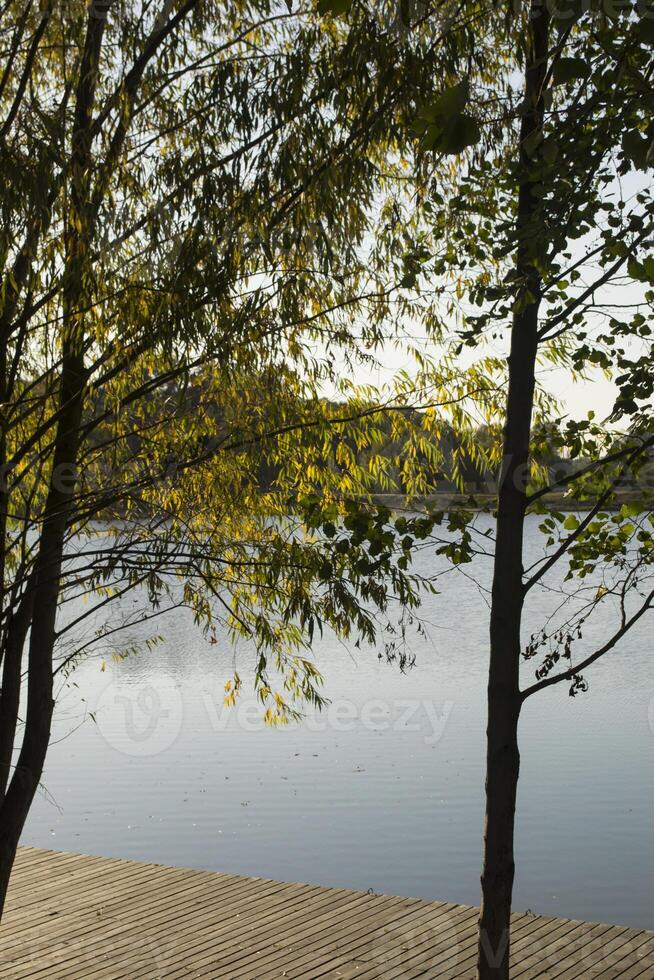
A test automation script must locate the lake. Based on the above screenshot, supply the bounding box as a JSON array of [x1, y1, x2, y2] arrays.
[[22, 515, 654, 930]]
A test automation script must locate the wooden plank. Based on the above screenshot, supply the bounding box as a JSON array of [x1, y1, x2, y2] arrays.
[[593, 931, 654, 979], [551, 924, 638, 980], [253, 899, 466, 980], [82, 880, 371, 980], [222, 896, 436, 980], [27, 868, 365, 980], [1, 860, 196, 944], [158, 884, 409, 979], [512, 919, 614, 979], [4, 856, 174, 927], [4, 872, 307, 979], [375, 908, 550, 980], [1, 847, 651, 980], [301, 904, 484, 980]]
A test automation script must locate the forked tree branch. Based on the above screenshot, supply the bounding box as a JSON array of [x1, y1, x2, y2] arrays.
[[521, 588, 654, 700]]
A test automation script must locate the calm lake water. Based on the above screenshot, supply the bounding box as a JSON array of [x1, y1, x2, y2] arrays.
[[22, 515, 654, 929]]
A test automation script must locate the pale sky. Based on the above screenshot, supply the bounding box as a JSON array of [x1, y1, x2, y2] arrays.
[[326, 169, 651, 427]]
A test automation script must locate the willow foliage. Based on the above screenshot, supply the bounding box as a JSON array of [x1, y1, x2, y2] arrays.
[[0, 0, 505, 744]]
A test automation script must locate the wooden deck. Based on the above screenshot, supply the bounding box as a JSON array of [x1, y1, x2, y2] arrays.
[[1, 847, 652, 978]]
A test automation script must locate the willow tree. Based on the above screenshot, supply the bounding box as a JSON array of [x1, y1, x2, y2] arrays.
[[0, 0, 492, 914]]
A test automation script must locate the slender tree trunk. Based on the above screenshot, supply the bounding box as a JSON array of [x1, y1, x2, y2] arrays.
[[0, 593, 34, 800], [0, 9, 106, 917], [0, 348, 86, 915], [477, 5, 549, 978]]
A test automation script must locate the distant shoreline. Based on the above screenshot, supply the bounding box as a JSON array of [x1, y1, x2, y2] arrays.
[[372, 491, 649, 514]]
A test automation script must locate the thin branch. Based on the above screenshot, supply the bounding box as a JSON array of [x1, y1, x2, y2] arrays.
[[521, 588, 654, 700], [527, 434, 654, 504]]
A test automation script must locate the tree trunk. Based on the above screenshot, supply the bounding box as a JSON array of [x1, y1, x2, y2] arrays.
[[477, 5, 549, 978], [0, 593, 34, 800], [0, 342, 88, 918], [0, 9, 105, 918]]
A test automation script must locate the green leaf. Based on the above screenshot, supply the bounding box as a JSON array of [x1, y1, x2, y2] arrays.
[[563, 515, 580, 531], [424, 80, 469, 125], [317, 0, 351, 15], [629, 255, 654, 283], [622, 129, 649, 170], [553, 57, 588, 86], [427, 114, 481, 156], [627, 256, 646, 281], [638, 15, 654, 43]]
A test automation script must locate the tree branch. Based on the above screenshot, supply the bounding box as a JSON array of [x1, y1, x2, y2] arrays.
[[521, 588, 654, 700]]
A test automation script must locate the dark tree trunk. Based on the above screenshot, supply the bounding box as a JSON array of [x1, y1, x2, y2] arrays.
[[0, 593, 34, 800], [477, 5, 550, 978], [0, 10, 105, 918], [0, 342, 87, 917]]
